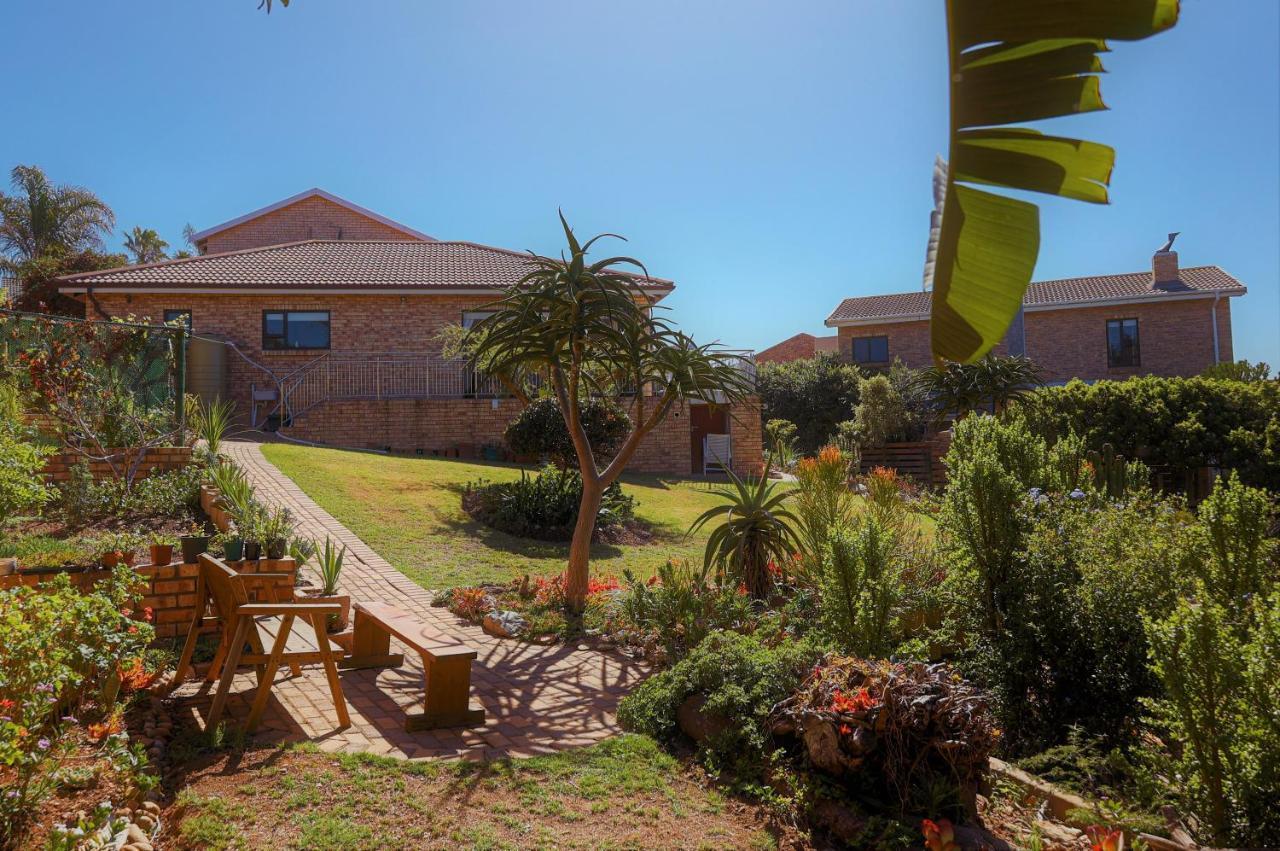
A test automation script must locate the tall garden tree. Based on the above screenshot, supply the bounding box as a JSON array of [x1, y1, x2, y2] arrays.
[[0, 165, 115, 271], [925, 1, 1179, 364], [470, 215, 754, 611], [122, 226, 169, 264]]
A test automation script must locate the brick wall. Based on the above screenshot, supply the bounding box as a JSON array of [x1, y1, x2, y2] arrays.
[[0, 558, 297, 641], [834, 296, 1230, 380], [199, 196, 423, 254], [757, 333, 817, 364], [1025, 297, 1230, 383], [41, 446, 192, 483], [729, 396, 765, 477]]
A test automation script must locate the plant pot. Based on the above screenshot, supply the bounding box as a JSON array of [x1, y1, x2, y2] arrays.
[[265, 539, 287, 560], [179, 535, 209, 564], [101, 550, 124, 568], [303, 590, 351, 632], [222, 538, 245, 561], [243, 541, 262, 561], [121, 551, 137, 567], [149, 544, 174, 566], [0, 558, 15, 576]]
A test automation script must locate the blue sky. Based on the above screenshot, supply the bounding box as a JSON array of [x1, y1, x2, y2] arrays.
[[3, 1, 1277, 364]]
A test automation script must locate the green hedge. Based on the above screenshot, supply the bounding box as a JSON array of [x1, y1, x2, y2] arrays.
[[1018, 377, 1280, 491]]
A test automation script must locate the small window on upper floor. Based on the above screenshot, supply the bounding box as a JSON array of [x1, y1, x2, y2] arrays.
[[1107, 318, 1140, 368], [263, 310, 330, 350], [852, 335, 889, 365], [163, 309, 192, 331]]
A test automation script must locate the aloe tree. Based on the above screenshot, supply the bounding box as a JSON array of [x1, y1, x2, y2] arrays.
[[689, 470, 800, 600], [470, 214, 754, 611], [926, 1, 1179, 363]]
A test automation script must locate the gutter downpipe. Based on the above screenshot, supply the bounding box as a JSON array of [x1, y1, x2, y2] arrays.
[[1210, 291, 1222, 365]]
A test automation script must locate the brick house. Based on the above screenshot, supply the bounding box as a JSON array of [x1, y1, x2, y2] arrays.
[[56, 189, 762, 476], [822, 244, 1246, 382], [755, 332, 839, 365]]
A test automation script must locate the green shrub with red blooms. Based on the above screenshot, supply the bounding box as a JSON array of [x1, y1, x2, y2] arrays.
[[0, 566, 154, 841], [1017, 375, 1280, 492]]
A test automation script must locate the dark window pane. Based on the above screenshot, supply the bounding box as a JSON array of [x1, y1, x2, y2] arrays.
[[853, 336, 889, 363], [285, 311, 329, 348], [869, 336, 888, 362], [1107, 319, 1139, 367], [264, 313, 284, 335], [163, 309, 192, 330]]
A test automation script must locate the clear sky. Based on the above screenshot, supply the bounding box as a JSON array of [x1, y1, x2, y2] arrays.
[[3, 1, 1277, 364]]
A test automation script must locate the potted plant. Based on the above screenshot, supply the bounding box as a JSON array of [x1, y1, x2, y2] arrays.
[[215, 527, 244, 562], [303, 536, 350, 632], [260, 506, 294, 561], [97, 533, 126, 569], [148, 531, 176, 566], [179, 521, 210, 564], [240, 505, 265, 560]]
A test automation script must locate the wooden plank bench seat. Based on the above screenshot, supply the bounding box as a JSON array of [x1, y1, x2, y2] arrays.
[[341, 601, 486, 731]]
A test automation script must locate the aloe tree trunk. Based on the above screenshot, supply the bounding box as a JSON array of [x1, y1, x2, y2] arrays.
[[565, 478, 604, 608]]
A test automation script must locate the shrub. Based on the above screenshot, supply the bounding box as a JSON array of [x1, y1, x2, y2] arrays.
[[764, 418, 798, 472], [466, 465, 634, 541], [852, 373, 909, 447], [619, 560, 755, 662], [1018, 376, 1280, 492], [819, 518, 904, 658], [503, 397, 630, 468], [1199, 359, 1271, 382], [689, 470, 799, 599], [757, 354, 862, 454], [0, 420, 52, 521], [55, 462, 204, 523], [617, 630, 824, 774], [792, 445, 857, 584]]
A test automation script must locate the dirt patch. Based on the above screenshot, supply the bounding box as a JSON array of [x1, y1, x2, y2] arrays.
[[158, 736, 798, 850]]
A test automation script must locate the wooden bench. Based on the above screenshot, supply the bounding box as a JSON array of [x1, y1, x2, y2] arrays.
[[342, 601, 486, 731]]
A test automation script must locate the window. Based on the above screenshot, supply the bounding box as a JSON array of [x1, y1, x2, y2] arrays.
[[262, 310, 330, 350], [1106, 318, 1140, 368], [163, 309, 192, 330], [461, 311, 494, 329], [851, 335, 889, 364]]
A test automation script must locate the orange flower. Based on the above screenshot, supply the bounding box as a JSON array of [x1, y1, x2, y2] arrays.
[[119, 658, 160, 692], [922, 818, 958, 851], [830, 687, 876, 714], [87, 716, 123, 741], [1086, 826, 1125, 851]]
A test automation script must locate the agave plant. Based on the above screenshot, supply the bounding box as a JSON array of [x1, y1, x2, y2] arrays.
[[312, 536, 347, 597], [689, 469, 800, 600], [926, 1, 1179, 363], [191, 398, 236, 456], [910, 354, 1044, 422]]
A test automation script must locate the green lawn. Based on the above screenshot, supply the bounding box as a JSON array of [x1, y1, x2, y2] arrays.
[[260, 444, 736, 589]]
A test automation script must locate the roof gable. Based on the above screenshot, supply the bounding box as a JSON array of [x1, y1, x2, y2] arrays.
[[190, 188, 435, 245]]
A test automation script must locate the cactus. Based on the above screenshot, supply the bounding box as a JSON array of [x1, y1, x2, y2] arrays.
[[1086, 442, 1130, 499]]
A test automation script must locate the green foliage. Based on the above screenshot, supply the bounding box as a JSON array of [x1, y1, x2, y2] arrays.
[[1191, 472, 1276, 612], [910, 355, 1044, 422], [1084, 442, 1148, 500], [503, 396, 630, 468], [466, 465, 634, 541], [312, 536, 347, 597], [620, 560, 755, 662], [54, 462, 203, 525], [819, 518, 903, 657], [617, 630, 824, 774], [190, 396, 236, 457], [0, 419, 52, 521], [791, 445, 857, 584], [1200, 359, 1271, 382], [207, 460, 257, 526], [764, 418, 798, 472], [757, 354, 862, 454], [689, 469, 799, 599], [1019, 376, 1280, 492], [851, 373, 909, 447]]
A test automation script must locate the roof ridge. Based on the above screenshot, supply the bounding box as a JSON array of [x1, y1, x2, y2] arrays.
[[188, 188, 435, 243]]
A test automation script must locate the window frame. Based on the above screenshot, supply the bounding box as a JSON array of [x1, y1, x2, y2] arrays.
[[851, 335, 890, 365], [1106, 317, 1140, 368], [261, 309, 331, 351], [163, 309, 192, 331]]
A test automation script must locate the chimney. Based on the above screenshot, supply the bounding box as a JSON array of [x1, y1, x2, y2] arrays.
[[1152, 232, 1180, 289]]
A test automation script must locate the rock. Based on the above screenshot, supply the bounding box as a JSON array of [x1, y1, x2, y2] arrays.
[[140, 801, 161, 815], [135, 813, 156, 831], [676, 695, 731, 744], [481, 610, 527, 639], [801, 718, 861, 776], [576, 644, 589, 651], [1034, 820, 1083, 846], [126, 824, 150, 843]]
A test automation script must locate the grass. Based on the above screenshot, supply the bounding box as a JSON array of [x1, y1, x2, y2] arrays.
[[167, 734, 780, 850], [260, 444, 741, 589]]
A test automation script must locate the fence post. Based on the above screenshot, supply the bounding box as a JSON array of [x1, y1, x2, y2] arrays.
[[174, 325, 187, 443]]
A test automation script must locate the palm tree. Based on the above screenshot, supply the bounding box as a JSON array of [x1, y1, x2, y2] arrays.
[[123, 226, 169, 264], [0, 165, 115, 272], [470, 213, 754, 611]]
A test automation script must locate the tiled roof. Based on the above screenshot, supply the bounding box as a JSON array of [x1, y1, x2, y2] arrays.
[[57, 240, 674, 294], [826, 265, 1245, 324]]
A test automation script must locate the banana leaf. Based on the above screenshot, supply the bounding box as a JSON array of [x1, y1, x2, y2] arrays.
[[927, 0, 1179, 364]]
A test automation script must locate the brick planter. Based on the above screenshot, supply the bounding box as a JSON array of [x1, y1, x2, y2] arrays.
[[0, 558, 298, 641], [41, 446, 193, 484]]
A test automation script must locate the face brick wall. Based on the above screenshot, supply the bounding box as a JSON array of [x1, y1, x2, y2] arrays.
[[834, 296, 1231, 380], [199, 196, 422, 254]]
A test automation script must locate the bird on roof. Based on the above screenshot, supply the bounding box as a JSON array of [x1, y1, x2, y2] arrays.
[[1159, 232, 1180, 252]]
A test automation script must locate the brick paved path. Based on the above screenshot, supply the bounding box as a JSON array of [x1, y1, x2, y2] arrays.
[[173, 440, 646, 760]]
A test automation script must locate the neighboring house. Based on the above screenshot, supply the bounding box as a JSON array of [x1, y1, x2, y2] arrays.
[[824, 244, 1246, 383], [756, 332, 839, 364], [56, 189, 762, 476]]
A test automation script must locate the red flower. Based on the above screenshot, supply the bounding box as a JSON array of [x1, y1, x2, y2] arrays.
[[1086, 826, 1125, 851], [142, 606, 154, 623], [830, 687, 876, 714], [922, 818, 958, 851]]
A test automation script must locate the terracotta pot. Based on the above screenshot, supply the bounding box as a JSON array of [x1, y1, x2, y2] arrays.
[[304, 591, 351, 632], [149, 544, 174, 566], [101, 550, 123, 568]]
